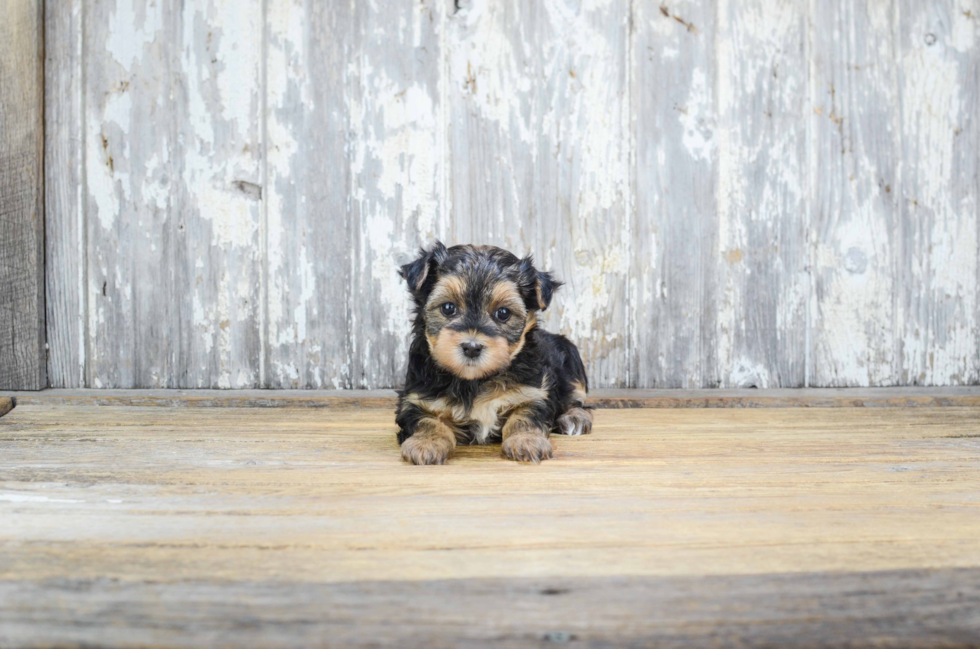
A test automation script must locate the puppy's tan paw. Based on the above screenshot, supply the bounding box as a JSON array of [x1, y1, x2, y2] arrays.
[[501, 432, 554, 464], [556, 407, 593, 436], [401, 435, 454, 465]]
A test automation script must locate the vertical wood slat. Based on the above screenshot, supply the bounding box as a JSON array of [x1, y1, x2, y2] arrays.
[[896, 0, 979, 386], [264, 0, 352, 389], [174, 0, 264, 388], [631, 0, 715, 388], [708, 0, 808, 388], [809, 0, 903, 387], [45, 0, 84, 388], [0, 0, 45, 391], [84, 0, 174, 388], [448, 0, 631, 388]]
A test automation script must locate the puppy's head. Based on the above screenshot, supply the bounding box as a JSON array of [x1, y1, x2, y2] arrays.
[[400, 242, 561, 380]]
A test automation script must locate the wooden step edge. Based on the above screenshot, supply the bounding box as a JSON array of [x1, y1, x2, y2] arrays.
[[1, 388, 979, 409]]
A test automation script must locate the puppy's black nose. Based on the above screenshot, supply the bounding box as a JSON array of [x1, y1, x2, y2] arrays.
[[460, 340, 484, 359]]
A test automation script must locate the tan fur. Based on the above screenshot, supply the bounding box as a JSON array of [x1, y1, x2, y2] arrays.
[[507, 313, 537, 360], [400, 417, 457, 465], [535, 281, 547, 310], [469, 381, 549, 443], [501, 406, 553, 463], [571, 380, 587, 406], [488, 281, 525, 314], [428, 328, 513, 380], [405, 381, 550, 445], [426, 275, 467, 311]]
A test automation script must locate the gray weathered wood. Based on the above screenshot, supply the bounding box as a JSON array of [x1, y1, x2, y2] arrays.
[[448, 0, 631, 388], [2, 570, 979, 648], [4, 386, 980, 409], [0, 0, 45, 391], [44, 0, 85, 388], [631, 0, 715, 388], [896, 1, 979, 386], [84, 0, 176, 387], [173, 0, 265, 388], [43, 0, 980, 390], [810, 0, 902, 387], [706, 0, 808, 388], [264, 1, 352, 389], [347, 0, 450, 389]]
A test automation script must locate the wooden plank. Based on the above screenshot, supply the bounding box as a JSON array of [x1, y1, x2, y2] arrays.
[[84, 0, 176, 388], [264, 1, 351, 389], [347, 0, 449, 389], [0, 397, 13, 418], [1, 405, 979, 644], [4, 387, 980, 409], [0, 0, 45, 391], [631, 0, 715, 388], [896, 1, 979, 386], [809, 0, 902, 386], [2, 569, 979, 647], [44, 0, 85, 388], [707, 0, 808, 388], [448, 0, 631, 387], [173, 0, 265, 388]]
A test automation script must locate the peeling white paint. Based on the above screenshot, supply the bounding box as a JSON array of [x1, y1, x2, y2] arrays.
[[56, 0, 980, 390]]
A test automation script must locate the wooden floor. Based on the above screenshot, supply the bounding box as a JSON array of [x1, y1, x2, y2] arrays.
[[1, 401, 979, 647]]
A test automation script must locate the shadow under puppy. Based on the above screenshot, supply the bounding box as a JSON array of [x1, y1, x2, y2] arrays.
[[396, 242, 592, 465]]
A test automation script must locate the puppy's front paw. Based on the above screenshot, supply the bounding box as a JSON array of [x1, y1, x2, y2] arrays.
[[556, 407, 593, 436], [501, 432, 554, 464], [401, 434, 454, 465]]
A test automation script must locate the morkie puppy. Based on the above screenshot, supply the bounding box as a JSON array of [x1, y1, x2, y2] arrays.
[[395, 242, 592, 465]]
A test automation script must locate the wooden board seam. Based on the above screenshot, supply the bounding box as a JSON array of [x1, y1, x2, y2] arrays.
[[2, 388, 979, 409]]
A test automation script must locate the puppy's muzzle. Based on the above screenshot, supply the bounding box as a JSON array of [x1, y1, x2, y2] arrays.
[[460, 340, 484, 359]]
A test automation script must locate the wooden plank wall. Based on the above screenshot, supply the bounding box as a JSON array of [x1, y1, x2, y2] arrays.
[[44, 0, 980, 390], [0, 0, 45, 391]]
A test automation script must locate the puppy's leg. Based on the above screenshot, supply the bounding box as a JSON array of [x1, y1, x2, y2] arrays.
[[501, 406, 554, 463], [556, 406, 592, 436], [401, 417, 456, 465]]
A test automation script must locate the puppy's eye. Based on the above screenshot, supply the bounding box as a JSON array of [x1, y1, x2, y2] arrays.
[[440, 302, 457, 317], [494, 307, 512, 322]]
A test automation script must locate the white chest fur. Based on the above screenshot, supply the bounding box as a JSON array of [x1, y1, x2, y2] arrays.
[[406, 380, 549, 445]]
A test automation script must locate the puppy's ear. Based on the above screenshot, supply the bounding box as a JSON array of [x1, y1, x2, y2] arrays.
[[399, 241, 448, 295], [518, 255, 563, 311]]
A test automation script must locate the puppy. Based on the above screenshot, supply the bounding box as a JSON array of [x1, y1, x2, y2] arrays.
[[395, 242, 592, 465]]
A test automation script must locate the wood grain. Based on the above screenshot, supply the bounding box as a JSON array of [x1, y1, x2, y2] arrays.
[[4, 387, 980, 409], [2, 570, 979, 648], [708, 0, 808, 388], [173, 0, 265, 389], [264, 0, 352, 389], [810, 0, 902, 387], [1, 404, 979, 644], [0, 0, 45, 391], [43, 0, 980, 389], [83, 0, 176, 387], [896, 0, 979, 386], [44, 0, 85, 388], [631, 0, 714, 389]]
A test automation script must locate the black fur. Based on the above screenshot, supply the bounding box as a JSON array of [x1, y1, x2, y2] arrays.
[[395, 243, 588, 446]]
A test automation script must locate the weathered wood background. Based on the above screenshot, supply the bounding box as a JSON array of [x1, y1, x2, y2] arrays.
[[1, 0, 45, 390], [44, 0, 980, 389]]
